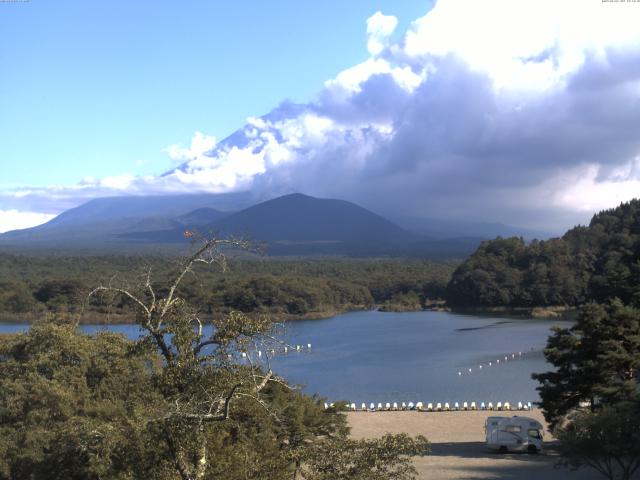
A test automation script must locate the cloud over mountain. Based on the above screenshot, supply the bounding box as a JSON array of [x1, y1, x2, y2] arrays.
[[0, 210, 56, 234], [4, 0, 640, 232]]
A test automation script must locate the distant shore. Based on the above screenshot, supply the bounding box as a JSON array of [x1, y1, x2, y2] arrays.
[[0, 303, 576, 325], [0, 306, 369, 325]]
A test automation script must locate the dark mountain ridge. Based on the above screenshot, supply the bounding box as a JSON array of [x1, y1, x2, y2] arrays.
[[0, 192, 253, 248], [121, 193, 445, 256], [35, 192, 252, 230], [212, 193, 417, 243], [1, 191, 518, 258]]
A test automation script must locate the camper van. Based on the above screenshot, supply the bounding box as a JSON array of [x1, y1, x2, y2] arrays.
[[485, 416, 544, 453]]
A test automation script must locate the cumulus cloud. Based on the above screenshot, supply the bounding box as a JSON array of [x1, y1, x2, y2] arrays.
[[3, 0, 640, 232], [366, 11, 398, 56], [164, 131, 217, 163]]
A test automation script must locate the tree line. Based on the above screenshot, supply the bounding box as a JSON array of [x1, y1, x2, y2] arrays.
[[0, 256, 455, 320], [489, 200, 640, 480], [446, 199, 640, 308]]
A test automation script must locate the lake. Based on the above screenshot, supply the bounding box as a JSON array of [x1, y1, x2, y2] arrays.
[[0, 310, 568, 406]]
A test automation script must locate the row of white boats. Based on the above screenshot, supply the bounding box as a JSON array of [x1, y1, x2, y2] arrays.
[[325, 401, 534, 412]]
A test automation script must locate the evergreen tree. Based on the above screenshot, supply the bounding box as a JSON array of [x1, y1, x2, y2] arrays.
[[555, 405, 640, 480], [533, 300, 640, 429]]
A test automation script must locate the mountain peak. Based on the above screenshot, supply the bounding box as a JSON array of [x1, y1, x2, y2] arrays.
[[0, 192, 484, 258], [270, 192, 315, 201]]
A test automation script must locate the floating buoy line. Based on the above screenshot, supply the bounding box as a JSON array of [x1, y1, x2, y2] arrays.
[[320, 347, 537, 413], [236, 342, 537, 415], [456, 349, 534, 377]]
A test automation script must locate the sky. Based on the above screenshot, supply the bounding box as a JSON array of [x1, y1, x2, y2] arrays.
[[1, 0, 640, 234]]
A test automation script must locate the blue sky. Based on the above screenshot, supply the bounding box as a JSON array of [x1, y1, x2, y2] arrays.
[[0, 0, 432, 188], [1, 0, 640, 233]]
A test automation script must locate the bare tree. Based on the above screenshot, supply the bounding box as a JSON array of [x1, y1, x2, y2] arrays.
[[84, 235, 431, 480], [89, 236, 287, 480]]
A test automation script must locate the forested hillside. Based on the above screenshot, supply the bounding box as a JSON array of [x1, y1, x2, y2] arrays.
[[0, 255, 455, 321], [446, 199, 640, 308]]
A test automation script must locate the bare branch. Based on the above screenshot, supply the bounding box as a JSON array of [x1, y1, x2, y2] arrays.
[[88, 285, 151, 318], [193, 338, 220, 356], [254, 370, 273, 393], [165, 383, 242, 423], [145, 267, 157, 313]]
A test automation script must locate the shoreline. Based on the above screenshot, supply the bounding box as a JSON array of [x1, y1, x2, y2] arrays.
[[0, 303, 574, 325], [0, 308, 363, 325]]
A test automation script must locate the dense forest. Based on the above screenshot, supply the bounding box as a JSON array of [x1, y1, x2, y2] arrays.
[[446, 199, 640, 308], [0, 255, 455, 322], [0, 239, 430, 480]]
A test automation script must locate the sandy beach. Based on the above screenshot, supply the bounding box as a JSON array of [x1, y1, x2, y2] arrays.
[[347, 409, 602, 479]]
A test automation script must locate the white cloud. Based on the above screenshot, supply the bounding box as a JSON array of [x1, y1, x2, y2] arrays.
[[551, 163, 640, 213], [165, 131, 217, 163], [403, 0, 640, 91], [100, 174, 135, 190], [366, 11, 398, 56], [164, 111, 340, 193], [0, 210, 56, 233], [324, 58, 422, 100]]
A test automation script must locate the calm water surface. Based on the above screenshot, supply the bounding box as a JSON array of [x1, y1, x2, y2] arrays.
[[1, 310, 568, 405]]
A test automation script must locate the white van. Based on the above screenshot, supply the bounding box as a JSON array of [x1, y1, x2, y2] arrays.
[[485, 416, 544, 453]]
